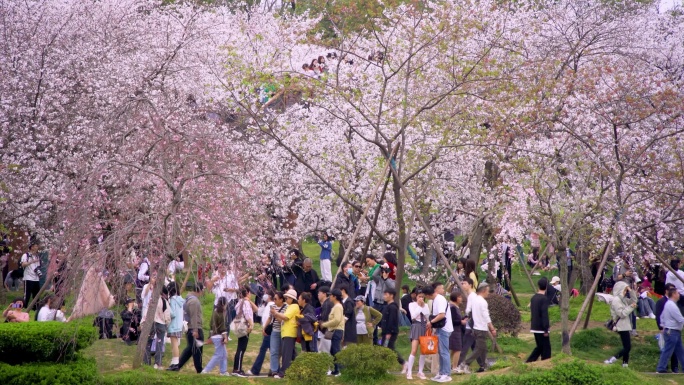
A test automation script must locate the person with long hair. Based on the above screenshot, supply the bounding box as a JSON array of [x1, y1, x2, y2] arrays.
[[449, 291, 465, 371], [406, 288, 429, 380], [465, 260, 478, 289], [604, 280, 637, 367], [232, 287, 254, 376], [166, 283, 185, 370], [271, 289, 300, 379], [202, 297, 229, 375]]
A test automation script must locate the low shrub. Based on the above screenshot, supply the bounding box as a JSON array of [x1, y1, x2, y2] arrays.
[[571, 328, 620, 351], [0, 357, 98, 385], [335, 344, 397, 385], [462, 359, 655, 385], [99, 368, 247, 385], [486, 294, 522, 336], [285, 352, 334, 385], [0, 321, 98, 364]]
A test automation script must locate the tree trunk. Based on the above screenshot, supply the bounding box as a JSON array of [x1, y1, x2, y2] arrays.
[[133, 258, 168, 369], [468, 218, 485, 264], [577, 248, 592, 295], [393, 177, 407, 301]]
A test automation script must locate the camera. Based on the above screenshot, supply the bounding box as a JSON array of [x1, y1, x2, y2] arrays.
[[35, 266, 43, 278], [380, 266, 392, 274]]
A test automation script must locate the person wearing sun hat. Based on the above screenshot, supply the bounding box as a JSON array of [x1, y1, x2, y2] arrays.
[[270, 289, 300, 379], [550, 276, 561, 291], [353, 295, 382, 345]]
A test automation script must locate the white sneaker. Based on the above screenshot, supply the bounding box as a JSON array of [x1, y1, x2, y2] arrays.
[[402, 363, 408, 374], [246, 370, 254, 376], [431, 374, 443, 382], [406, 373, 413, 380], [649, 313, 656, 319], [439, 376, 452, 383], [417, 372, 426, 380], [463, 366, 472, 374], [453, 366, 464, 374], [604, 357, 617, 364], [153, 364, 158, 369], [622, 364, 628, 368]]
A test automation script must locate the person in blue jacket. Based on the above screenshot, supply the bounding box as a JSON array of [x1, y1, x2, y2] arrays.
[[318, 233, 333, 282]]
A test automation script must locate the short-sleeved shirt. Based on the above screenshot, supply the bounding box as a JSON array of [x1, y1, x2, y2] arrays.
[[281, 303, 301, 338], [431, 294, 453, 333], [20, 253, 40, 281], [272, 304, 288, 332], [212, 272, 239, 304]]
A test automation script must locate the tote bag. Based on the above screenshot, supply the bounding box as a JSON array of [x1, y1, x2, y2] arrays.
[[419, 328, 438, 355]]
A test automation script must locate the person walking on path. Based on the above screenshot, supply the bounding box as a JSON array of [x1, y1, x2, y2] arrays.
[[463, 283, 496, 374], [406, 288, 429, 380], [604, 280, 637, 367], [202, 297, 229, 375], [449, 291, 464, 372], [425, 282, 453, 383], [455, 277, 477, 372], [656, 286, 684, 373], [527, 277, 551, 362], [271, 289, 300, 379], [170, 284, 204, 373], [656, 283, 679, 373], [166, 283, 185, 370], [317, 233, 333, 282]]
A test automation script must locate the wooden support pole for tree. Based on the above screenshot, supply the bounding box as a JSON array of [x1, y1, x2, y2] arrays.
[[569, 235, 614, 338], [582, 293, 595, 330], [504, 272, 520, 307], [331, 146, 397, 287], [517, 248, 538, 293]]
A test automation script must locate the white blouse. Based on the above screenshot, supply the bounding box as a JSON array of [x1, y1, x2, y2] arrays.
[[409, 302, 429, 322]]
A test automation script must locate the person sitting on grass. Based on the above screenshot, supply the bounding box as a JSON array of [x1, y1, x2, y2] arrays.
[[37, 295, 67, 322], [3, 298, 29, 322]]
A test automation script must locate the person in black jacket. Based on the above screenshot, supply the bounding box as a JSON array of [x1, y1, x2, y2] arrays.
[[527, 277, 551, 362], [656, 283, 679, 373], [293, 258, 320, 306], [332, 261, 356, 299], [340, 284, 357, 345], [380, 288, 406, 369], [317, 286, 333, 353]]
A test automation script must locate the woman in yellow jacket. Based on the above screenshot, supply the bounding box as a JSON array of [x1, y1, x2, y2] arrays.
[[321, 288, 345, 376]]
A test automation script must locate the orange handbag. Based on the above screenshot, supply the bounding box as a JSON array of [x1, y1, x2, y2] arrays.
[[419, 328, 438, 355]]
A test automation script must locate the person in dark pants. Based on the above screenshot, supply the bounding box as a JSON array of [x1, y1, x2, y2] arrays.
[[527, 277, 551, 362], [169, 284, 203, 373], [656, 283, 679, 373], [380, 288, 406, 371], [604, 281, 637, 367], [271, 289, 300, 379], [340, 285, 357, 345], [232, 288, 254, 376], [20, 242, 41, 310], [321, 289, 345, 376]]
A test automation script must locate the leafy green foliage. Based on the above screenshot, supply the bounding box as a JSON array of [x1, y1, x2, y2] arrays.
[[285, 352, 334, 385], [336, 344, 397, 385], [0, 321, 98, 364], [0, 357, 98, 385], [100, 367, 247, 385], [462, 359, 656, 385]]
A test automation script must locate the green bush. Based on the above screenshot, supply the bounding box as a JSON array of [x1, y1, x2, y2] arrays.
[[99, 368, 247, 385], [285, 352, 334, 385], [0, 357, 98, 385], [0, 321, 98, 364], [335, 344, 397, 385], [571, 328, 620, 351], [462, 359, 654, 385], [486, 294, 522, 336]]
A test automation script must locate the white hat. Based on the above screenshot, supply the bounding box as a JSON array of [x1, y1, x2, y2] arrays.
[[284, 289, 298, 301], [550, 276, 560, 285]]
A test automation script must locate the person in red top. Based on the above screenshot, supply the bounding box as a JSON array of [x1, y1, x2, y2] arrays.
[[383, 246, 397, 280]]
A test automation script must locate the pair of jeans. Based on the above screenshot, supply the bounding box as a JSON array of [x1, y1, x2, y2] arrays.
[[465, 330, 488, 370], [330, 330, 343, 374], [269, 331, 282, 373], [203, 335, 228, 374], [434, 328, 452, 375], [234, 335, 249, 372], [657, 329, 684, 372], [279, 337, 297, 376], [526, 333, 551, 362], [458, 329, 476, 365], [615, 330, 631, 364], [250, 334, 271, 375], [385, 333, 405, 364], [178, 329, 204, 373], [638, 297, 656, 317], [144, 322, 167, 366]]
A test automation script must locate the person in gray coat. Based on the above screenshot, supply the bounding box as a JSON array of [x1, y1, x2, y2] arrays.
[[604, 281, 637, 367]]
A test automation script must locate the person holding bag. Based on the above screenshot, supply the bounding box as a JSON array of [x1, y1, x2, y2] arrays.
[[320, 289, 345, 376], [202, 297, 229, 375], [232, 287, 254, 376], [407, 288, 430, 380], [604, 281, 637, 367]]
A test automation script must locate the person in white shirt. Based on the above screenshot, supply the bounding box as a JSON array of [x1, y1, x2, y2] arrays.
[[143, 286, 171, 369], [205, 261, 239, 337], [425, 282, 453, 383], [456, 277, 479, 371], [463, 283, 496, 374], [37, 295, 67, 322], [406, 289, 429, 380], [141, 273, 157, 319], [21, 242, 42, 309], [666, 259, 684, 296], [165, 254, 184, 285], [550, 276, 561, 292]]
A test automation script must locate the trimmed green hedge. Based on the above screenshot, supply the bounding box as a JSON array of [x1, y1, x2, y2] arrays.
[[463, 359, 656, 385], [0, 357, 98, 385], [0, 321, 98, 364]]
